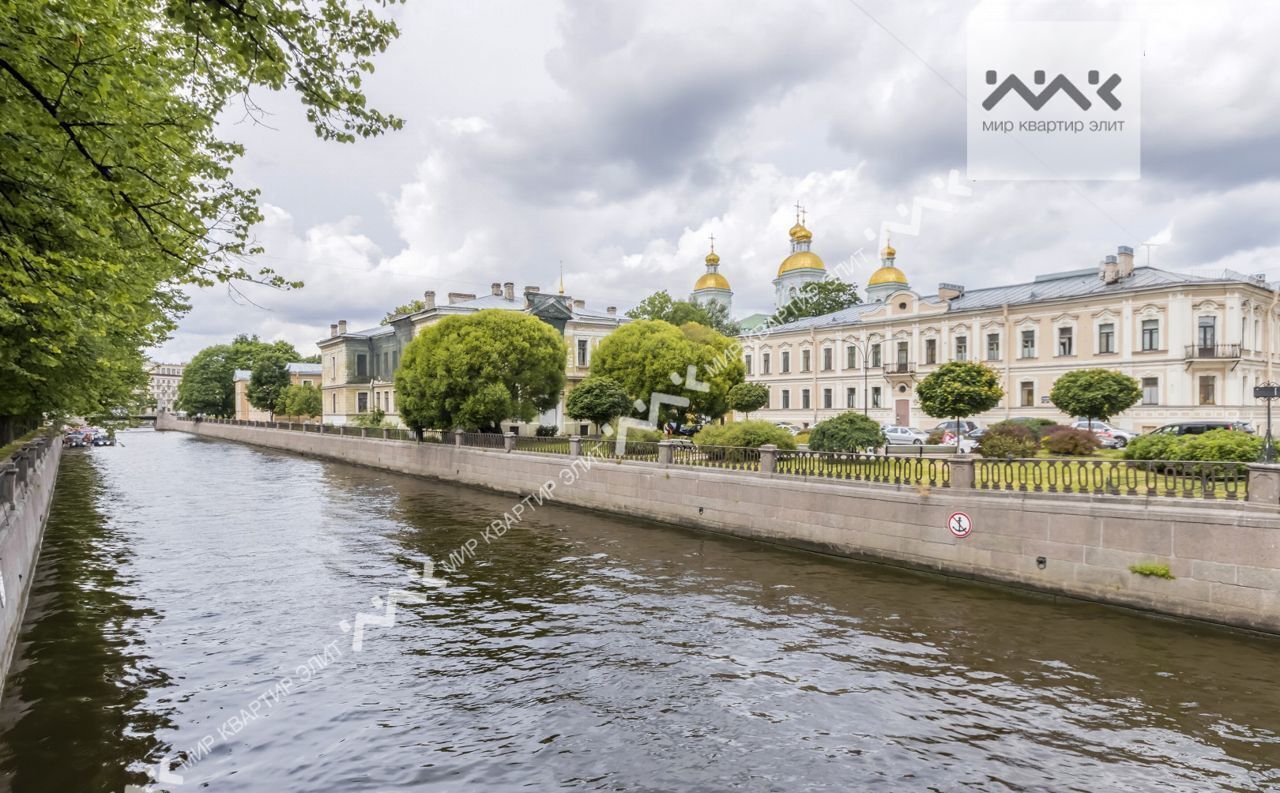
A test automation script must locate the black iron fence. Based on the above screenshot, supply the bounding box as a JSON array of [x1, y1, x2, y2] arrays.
[[776, 450, 950, 488], [975, 458, 1247, 500]]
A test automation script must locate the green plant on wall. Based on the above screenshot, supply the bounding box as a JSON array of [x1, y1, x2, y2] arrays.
[[1129, 562, 1175, 579]]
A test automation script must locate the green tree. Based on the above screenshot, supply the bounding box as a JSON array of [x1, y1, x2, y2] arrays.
[[808, 412, 885, 452], [726, 382, 770, 418], [381, 298, 429, 324], [591, 320, 706, 425], [781, 279, 861, 320], [396, 311, 566, 432], [915, 362, 1004, 450], [248, 354, 291, 418], [227, 334, 301, 370], [175, 346, 236, 417], [352, 408, 388, 429], [626, 291, 739, 335], [566, 376, 633, 429], [0, 0, 401, 439], [678, 322, 746, 421], [279, 383, 322, 419], [1049, 370, 1142, 430]]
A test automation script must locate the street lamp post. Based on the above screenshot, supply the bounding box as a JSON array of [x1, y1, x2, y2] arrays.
[[1255, 382, 1280, 463]]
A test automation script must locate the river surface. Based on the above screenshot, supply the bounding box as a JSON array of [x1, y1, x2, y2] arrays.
[[0, 430, 1277, 792]]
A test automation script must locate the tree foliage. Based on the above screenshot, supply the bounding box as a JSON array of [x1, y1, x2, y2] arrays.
[[565, 376, 632, 429], [1, 0, 401, 430], [395, 311, 566, 432], [678, 322, 746, 421], [381, 298, 428, 324], [247, 354, 291, 417], [916, 362, 1003, 447], [807, 412, 884, 452], [175, 346, 236, 417], [278, 383, 322, 419], [726, 382, 770, 417], [781, 279, 861, 319], [693, 420, 796, 450], [626, 290, 739, 335], [1049, 370, 1142, 428]]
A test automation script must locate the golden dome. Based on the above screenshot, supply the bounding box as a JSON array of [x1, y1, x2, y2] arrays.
[[777, 250, 826, 276], [867, 265, 908, 286], [695, 272, 731, 290], [705, 250, 721, 265], [789, 222, 813, 242], [882, 243, 896, 259]]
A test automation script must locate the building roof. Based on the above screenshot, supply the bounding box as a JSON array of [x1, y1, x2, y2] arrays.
[[328, 292, 625, 342], [756, 266, 1269, 335], [286, 362, 323, 375]]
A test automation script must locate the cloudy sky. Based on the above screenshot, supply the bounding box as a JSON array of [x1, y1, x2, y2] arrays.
[[154, 0, 1280, 361]]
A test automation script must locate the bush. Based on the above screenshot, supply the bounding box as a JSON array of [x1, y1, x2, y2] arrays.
[[1036, 422, 1071, 439], [1180, 429, 1262, 464], [352, 409, 389, 429], [926, 429, 946, 445], [535, 425, 560, 437], [794, 431, 810, 445], [977, 421, 1040, 458], [1123, 433, 1182, 462], [694, 420, 797, 450], [807, 412, 885, 453], [1043, 427, 1100, 455], [1008, 417, 1060, 437]]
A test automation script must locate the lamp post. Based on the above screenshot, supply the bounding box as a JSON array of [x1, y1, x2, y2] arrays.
[[1255, 382, 1280, 462], [848, 337, 876, 417]]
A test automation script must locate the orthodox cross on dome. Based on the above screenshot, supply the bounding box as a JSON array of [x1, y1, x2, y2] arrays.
[[794, 201, 803, 223], [709, 232, 715, 253]]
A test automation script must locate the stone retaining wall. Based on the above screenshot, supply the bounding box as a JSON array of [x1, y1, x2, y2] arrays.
[[157, 415, 1280, 635]]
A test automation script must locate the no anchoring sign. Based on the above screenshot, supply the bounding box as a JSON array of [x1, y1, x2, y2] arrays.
[[947, 511, 973, 538]]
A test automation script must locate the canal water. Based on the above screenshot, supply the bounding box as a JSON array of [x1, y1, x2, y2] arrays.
[[0, 430, 1277, 792]]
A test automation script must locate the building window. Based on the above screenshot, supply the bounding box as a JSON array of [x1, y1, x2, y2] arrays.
[[577, 338, 589, 367], [781, 389, 791, 409], [302, 379, 312, 387], [356, 353, 368, 378], [822, 388, 832, 409], [781, 351, 791, 373], [1057, 327, 1074, 356], [1020, 381, 1034, 407], [393, 351, 399, 371], [846, 345, 857, 369], [1199, 375, 1216, 405], [331, 393, 336, 412], [762, 353, 771, 374], [955, 336, 968, 361], [871, 344, 882, 368], [986, 333, 1000, 361], [846, 387, 856, 408], [1020, 330, 1035, 359], [383, 351, 390, 378], [822, 348, 833, 371], [801, 349, 811, 373], [1141, 319, 1160, 351], [801, 388, 811, 409], [744, 354, 753, 375], [1197, 316, 1216, 351], [329, 355, 337, 379], [357, 392, 369, 413], [1141, 377, 1158, 405], [871, 386, 882, 408], [1098, 323, 1115, 354], [925, 338, 937, 365]]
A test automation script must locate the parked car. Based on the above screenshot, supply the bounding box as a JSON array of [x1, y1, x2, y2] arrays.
[[966, 427, 987, 441], [884, 426, 930, 445], [1149, 420, 1255, 436], [774, 422, 804, 436], [1070, 420, 1138, 448], [933, 420, 980, 435], [92, 433, 115, 446], [64, 431, 90, 448]]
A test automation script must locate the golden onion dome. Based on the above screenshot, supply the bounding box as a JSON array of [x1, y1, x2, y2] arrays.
[[705, 250, 721, 265], [882, 243, 896, 259], [789, 222, 813, 242], [867, 265, 908, 286], [695, 272, 731, 290], [777, 250, 826, 276]]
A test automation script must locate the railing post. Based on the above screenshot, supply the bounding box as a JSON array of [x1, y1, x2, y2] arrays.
[[382, 428, 390, 440], [360, 427, 368, 438], [454, 432, 463, 447], [0, 464, 16, 508], [503, 432, 517, 453], [658, 440, 673, 467], [759, 444, 777, 474], [569, 435, 582, 459], [1247, 463, 1280, 504], [950, 456, 976, 489]]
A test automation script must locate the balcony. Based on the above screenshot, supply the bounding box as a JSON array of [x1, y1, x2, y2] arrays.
[[883, 361, 917, 376], [1184, 343, 1241, 360]]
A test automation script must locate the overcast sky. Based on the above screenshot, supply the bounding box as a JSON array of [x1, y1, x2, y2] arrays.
[[153, 0, 1280, 362]]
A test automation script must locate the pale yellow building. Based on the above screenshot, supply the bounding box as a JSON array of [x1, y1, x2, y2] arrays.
[[741, 229, 1277, 433], [146, 361, 186, 414], [316, 283, 626, 432], [233, 362, 323, 421]]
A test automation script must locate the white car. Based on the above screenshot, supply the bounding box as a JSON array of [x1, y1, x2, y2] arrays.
[[774, 422, 804, 436], [883, 426, 930, 445], [1071, 420, 1138, 448]]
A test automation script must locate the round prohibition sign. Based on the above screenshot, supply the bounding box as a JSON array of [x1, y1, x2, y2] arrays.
[[947, 511, 973, 538]]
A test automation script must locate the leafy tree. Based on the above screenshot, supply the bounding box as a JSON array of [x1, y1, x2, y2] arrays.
[[566, 376, 633, 429], [1, 0, 400, 438], [808, 412, 884, 452], [248, 354, 291, 418], [279, 384, 322, 419], [396, 311, 566, 432], [175, 346, 236, 417], [590, 320, 701, 424], [381, 298, 429, 324], [727, 383, 770, 418], [678, 322, 746, 421], [228, 334, 301, 370], [782, 278, 861, 320], [1049, 370, 1142, 430], [915, 362, 1004, 450], [626, 291, 739, 335], [297, 354, 322, 364]]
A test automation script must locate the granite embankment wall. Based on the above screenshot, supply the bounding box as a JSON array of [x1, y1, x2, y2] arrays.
[[0, 434, 62, 694], [157, 414, 1280, 635]]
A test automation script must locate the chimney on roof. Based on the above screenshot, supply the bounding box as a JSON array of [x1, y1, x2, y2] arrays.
[[573, 299, 585, 310], [490, 282, 502, 296], [606, 306, 617, 316], [503, 281, 515, 301], [330, 323, 338, 337], [448, 292, 476, 305], [423, 290, 435, 309], [1117, 245, 1135, 278], [937, 282, 965, 302], [337, 320, 348, 335], [1099, 254, 1119, 284]]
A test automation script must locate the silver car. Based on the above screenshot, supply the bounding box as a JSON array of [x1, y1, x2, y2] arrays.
[[884, 426, 930, 445]]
